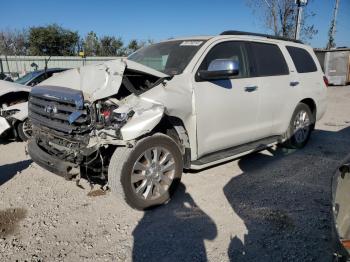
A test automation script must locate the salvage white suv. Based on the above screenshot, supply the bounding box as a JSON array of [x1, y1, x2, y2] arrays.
[[28, 31, 327, 210]]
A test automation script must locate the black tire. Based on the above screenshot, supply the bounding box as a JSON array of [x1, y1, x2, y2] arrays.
[[108, 133, 183, 210], [16, 118, 32, 142], [283, 103, 314, 149]]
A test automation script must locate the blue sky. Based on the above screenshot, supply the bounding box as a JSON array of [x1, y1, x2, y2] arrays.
[[0, 0, 349, 48]]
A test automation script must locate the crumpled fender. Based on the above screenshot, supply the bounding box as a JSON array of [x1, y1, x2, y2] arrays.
[[0, 80, 31, 96], [115, 95, 165, 141], [4, 102, 28, 121]]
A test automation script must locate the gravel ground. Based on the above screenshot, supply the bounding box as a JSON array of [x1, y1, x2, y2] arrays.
[[1, 86, 350, 262]]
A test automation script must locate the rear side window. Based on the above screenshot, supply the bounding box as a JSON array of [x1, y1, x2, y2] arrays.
[[286, 46, 317, 73], [249, 42, 289, 77]]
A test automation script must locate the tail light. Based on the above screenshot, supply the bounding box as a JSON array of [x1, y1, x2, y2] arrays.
[[341, 239, 350, 249], [323, 76, 329, 87]]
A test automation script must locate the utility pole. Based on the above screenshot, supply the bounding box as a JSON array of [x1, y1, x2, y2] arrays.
[[327, 0, 340, 49], [294, 0, 308, 40]]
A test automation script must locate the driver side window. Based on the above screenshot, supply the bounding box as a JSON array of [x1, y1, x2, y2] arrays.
[[199, 41, 250, 78]]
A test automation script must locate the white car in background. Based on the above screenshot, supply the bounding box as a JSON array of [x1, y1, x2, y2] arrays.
[[0, 80, 31, 141]]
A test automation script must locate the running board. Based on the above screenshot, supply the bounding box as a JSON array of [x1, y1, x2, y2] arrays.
[[190, 136, 281, 170]]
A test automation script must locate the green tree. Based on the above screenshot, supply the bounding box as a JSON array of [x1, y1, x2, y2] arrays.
[[327, 21, 336, 49], [126, 39, 153, 55], [28, 24, 79, 55], [99, 36, 124, 56], [83, 31, 100, 56], [127, 39, 141, 54], [326, 0, 339, 49]]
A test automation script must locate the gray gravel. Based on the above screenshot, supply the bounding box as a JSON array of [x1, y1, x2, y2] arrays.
[[1, 86, 350, 261]]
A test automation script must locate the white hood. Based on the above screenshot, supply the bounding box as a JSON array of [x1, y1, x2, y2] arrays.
[[38, 58, 168, 101], [0, 80, 31, 96]]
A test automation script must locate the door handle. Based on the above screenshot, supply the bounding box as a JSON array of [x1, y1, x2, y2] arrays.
[[290, 81, 300, 87], [245, 86, 258, 92]]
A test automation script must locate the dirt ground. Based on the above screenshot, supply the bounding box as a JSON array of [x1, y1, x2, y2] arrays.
[[1, 86, 350, 262]]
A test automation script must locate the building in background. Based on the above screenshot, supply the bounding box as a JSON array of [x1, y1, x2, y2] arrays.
[[315, 48, 350, 86]]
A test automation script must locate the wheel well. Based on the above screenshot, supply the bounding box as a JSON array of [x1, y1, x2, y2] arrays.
[[300, 98, 316, 118], [300, 98, 316, 130], [0, 91, 29, 107], [154, 115, 191, 168]]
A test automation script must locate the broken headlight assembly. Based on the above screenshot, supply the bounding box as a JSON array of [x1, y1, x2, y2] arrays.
[[95, 101, 134, 136], [109, 110, 135, 128]]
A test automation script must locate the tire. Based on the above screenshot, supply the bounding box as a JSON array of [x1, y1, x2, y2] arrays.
[[283, 103, 314, 149], [17, 118, 32, 141], [108, 133, 183, 210]]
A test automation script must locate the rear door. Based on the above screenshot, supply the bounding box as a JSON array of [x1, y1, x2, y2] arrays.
[[193, 41, 261, 158], [285, 45, 327, 121], [248, 42, 299, 137]]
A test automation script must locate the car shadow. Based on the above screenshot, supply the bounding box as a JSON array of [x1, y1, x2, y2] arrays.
[[0, 138, 14, 145], [0, 160, 32, 186], [224, 126, 350, 261], [132, 183, 217, 262]]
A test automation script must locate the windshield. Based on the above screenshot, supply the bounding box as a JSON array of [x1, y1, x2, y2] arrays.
[[15, 71, 41, 85], [128, 40, 206, 75]]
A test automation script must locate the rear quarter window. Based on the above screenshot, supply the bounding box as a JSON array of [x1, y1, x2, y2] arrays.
[[249, 42, 289, 77], [286, 46, 317, 73]]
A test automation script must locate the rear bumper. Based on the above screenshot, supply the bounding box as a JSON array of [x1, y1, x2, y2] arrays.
[[28, 139, 79, 179]]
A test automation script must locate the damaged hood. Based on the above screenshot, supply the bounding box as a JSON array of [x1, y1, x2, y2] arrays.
[[0, 80, 31, 96], [38, 58, 168, 101]]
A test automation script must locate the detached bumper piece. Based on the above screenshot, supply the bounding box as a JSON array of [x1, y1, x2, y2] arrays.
[[28, 139, 79, 180]]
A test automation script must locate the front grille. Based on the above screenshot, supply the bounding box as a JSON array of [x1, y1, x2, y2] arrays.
[[29, 85, 91, 135]]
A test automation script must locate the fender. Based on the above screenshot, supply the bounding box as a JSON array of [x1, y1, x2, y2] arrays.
[[4, 102, 28, 121], [116, 95, 165, 141], [0, 80, 30, 96]]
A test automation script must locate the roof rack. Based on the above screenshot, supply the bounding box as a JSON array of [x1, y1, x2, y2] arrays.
[[220, 30, 303, 44]]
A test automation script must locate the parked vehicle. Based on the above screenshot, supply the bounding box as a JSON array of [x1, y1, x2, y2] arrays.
[[14, 68, 68, 86], [333, 163, 350, 261], [0, 80, 31, 141], [28, 31, 327, 209], [0, 68, 67, 141], [0, 72, 14, 82]]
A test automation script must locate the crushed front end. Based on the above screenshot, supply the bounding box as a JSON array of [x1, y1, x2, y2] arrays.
[[28, 85, 104, 179]]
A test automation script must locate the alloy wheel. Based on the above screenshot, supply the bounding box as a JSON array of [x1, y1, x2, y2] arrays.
[[131, 146, 176, 200], [293, 110, 310, 144]]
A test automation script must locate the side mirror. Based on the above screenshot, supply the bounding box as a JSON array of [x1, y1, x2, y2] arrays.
[[198, 59, 239, 81]]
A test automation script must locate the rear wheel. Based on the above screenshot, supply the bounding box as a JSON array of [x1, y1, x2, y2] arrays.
[[108, 134, 183, 210], [283, 103, 314, 149]]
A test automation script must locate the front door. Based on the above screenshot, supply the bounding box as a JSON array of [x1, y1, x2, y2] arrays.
[[193, 41, 260, 158]]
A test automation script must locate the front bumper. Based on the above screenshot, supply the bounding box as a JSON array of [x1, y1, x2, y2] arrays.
[[28, 139, 79, 180], [0, 116, 11, 136]]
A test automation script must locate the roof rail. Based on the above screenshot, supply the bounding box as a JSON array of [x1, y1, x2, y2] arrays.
[[220, 30, 303, 44]]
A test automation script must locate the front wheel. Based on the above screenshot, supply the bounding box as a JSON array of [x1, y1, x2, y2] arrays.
[[108, 134, 183, 210], [17, 118, 32, 141], [283, 103, 314, 149]]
